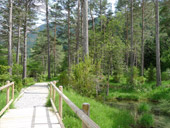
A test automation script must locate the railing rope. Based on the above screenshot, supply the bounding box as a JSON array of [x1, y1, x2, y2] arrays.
[[49, 81, 100, 128]]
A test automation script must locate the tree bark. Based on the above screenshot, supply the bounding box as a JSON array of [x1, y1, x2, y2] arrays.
[[76, 0, 80, 64], [125, 4, 129, 70], [16, 19, 21, 64], [141, 0, 145, 76], [8, 0, 13, 75], [155, 0, 161, 86], [23, 0, 28, 79], [46, 0, 51, 79], [82, 0, 89, 57], [130, 0, 134, 84], [67, 4, 71, 73]]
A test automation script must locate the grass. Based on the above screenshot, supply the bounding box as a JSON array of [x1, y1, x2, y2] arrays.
[[46, 88, 136, 128]]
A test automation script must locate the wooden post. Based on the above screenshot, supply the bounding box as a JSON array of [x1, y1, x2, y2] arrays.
[[12, 82, 14, 100], [82, 103, 90, 128], [50, 84, 52, 98], [6, 81, 10, 110], [59, 86, 63, 119], [53, 81, 56, 101]]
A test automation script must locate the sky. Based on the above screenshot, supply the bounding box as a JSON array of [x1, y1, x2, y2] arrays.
[[36, 0, 117, 26]]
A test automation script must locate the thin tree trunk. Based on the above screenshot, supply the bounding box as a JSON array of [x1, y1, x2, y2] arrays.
[[100, 0, 102, 32], [155, 0, 161, 86], [82, 0, 89, 57], [130, 0, 134, 84], [76, 0, 80, 64], [53, 21, 56, 76], [23, 0, 28, 79], [8, 0, 13, 75], [126, 5, 129, 70], [46, 0, 51, 79], [68, 6, 71, 74], [141, 0, 145, 76], [16, 20, 21, 64], [89, 5, 96, 63]]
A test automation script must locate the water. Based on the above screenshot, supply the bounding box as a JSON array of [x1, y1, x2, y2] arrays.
[[106, 101, 170, 128]]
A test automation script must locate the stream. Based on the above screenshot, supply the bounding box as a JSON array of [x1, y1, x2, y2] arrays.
[[105, 101, 170, 128]]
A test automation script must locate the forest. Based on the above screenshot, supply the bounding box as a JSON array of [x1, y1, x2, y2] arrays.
[[0, 0, 170, 128]]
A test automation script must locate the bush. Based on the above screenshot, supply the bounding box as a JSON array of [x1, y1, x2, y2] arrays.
[[23, 77, 35, 87], [113, 110, 135, 128], [162, 68, 170, 81], [149, 87, 170, 102], [138, 103, 151, 114], [126, 67, 146, 86], [69, 58, 98, 96], [145, 64, 156, 82], [58, 70, 69, 86], [138, 113, 154, 128], [116, 93, 139, 101]]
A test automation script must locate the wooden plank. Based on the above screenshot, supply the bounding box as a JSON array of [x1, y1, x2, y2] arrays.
[[59, 86, 63, 119], [50, 82, 100, 128]]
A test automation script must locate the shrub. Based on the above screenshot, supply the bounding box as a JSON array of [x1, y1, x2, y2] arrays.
[[23, 77, 35, 87], [58, 70, 69, 86], [116, 94, 139, 101], [145, 64, 156, 82], [70, 58, 97, 96], [113, 110, 135, 128], [138, 113, 154, 128], [138, 103, 151, 114], [149, 87, 170, 102], [162, 68, 170, 81]]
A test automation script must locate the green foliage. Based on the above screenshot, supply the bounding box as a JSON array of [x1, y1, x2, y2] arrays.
[[116, 94, 139, 101], [162, 68, 170, 81], [138, 103, 151, 114], [138, 113, 154, 128], [70, 58, 97, 96], [113, 110, 135, 128], [23, 77, 35, 87], [145, 65, 156, 82], [58, 70, 69, 86], [149, 87, 170, 102], [0, 65, 10, 74], [158, 99, 170, 116]]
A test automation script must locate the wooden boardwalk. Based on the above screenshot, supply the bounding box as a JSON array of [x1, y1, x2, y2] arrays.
[[0, 83, 61, 128]]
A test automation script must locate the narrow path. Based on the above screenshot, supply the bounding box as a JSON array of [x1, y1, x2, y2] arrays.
[[0, 83, 61, 128], [15, 83, 49, 108]]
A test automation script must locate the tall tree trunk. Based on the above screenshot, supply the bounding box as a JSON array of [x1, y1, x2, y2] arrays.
[[8, 0, 13, 75], [82, 0, 89, 57], [125, 4, 129, 70], [130, 0, 134, 84], [155, 0, 161, 86], [100, 0, 102, 32], [16, 19, 21, 64], [90, 7, 96, 63], [67, 5, 71, 73], [141, 0, 145, 76], [46, 0, 51, 79], [53, 21, 56, 76], [23, 0, 28, 79], [76, 0, 80, 64]]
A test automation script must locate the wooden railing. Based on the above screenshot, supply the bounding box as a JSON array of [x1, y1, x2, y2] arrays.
[[0, 81, 14, 116], [49, 81, 100, 128]]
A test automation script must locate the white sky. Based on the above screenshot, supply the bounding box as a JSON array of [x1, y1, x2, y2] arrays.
[[36, 0, 117, 27]]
